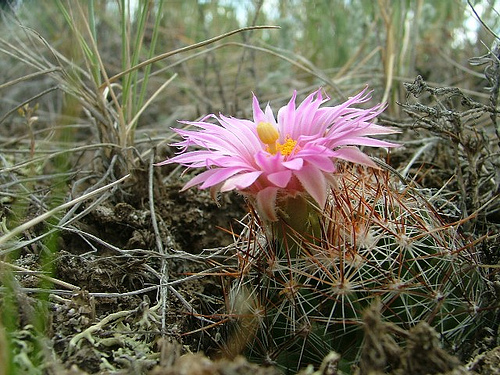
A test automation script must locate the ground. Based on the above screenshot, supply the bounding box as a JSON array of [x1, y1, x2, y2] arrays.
[[2, 153, 500, 374]]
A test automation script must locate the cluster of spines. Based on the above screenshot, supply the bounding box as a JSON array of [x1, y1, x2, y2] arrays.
[[217, 165, 483, 371]]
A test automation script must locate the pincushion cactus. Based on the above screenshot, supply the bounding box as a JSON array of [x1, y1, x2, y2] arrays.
[[158, 88, 483, 373], [224, 165, 484, 372]]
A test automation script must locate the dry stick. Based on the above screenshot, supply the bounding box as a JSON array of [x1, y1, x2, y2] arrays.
[[167, 285, 215, 325], [333, 21, 378, 80], [60, 226, 137, 256], [437, 49, 485, 79], [99, 25, 280, 89], [148, 153, 168, 336], [408, 0, 423, 75], [467, 0, 500, 40], [58, 155, 121, 228], [0, 287, 76, 296], [0, 174, 130, 248], [0, 34, 50, 72], [70, 1, 126, 151], [399, 139, 438, 179], [0, 86, 59, 125], [126, 40, 345, 105], [0, 143, 119, 174], [198, 5, 227, 109], [225, 42, 341, 95], [141, 262, 216, 326], [87, 272, 211, 299], [378, 0, 395, 105], [126, 73, 178, 140], [18, 25, 68, 75], [398, 8, 411, 79], [0, 68, 62, 90], [89, 285, 160, 299], [381, 46, 395, 106], [232, 0, 264, 105], [336, 46, 381, 87], [0, 260, 80, 291]]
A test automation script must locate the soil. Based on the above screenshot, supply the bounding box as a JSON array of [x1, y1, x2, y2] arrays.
[[2, 157, 498, 375]]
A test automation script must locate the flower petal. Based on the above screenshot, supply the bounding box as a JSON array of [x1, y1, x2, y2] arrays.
[[267, 170, 293, 188], [256, 187, 279, 221], [333, 137, 399, 148], [220, 171, 262, 192], [198, 168, 247, 189], [278, 91, 297, 138], [282, 158, 304, 170], [255, 151, 284, 173], [253, 94, 277, 126], [294, 164, 328, 208], [181, 169, 220, 191], [300, 155, 336, 172], [158, 86, 400, 221], [294, 89, 329, 135], [331, 147, 377, 167]]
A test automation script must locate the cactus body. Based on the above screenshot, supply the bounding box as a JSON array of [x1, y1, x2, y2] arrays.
[[226, 166, 484, 372]]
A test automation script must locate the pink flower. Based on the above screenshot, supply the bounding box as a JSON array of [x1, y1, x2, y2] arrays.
[[156, 88, 398, 220]]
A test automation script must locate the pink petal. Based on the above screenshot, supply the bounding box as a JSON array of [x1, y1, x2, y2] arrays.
[[294, 145, 336, 158], [267, 170, 292, 188], [255, 151, 284, 173], [252, 94, 277, 126], [264, 104, 277, 126], [181, 169, 220, 191], [154, 159, 170, 166], [295, 89, 328, 135], [256, 187, 279, 221], [159, 86, 400, 210], [220, 171, 262, 192], [332, 137, 399, 148], [278, 91, 297, 137], [354, 123, 399, 136], [252, 94, 266, 124], [282, 158, 303, 170], [310, 88, 371, 133], [199, 168, 246, 189], [163, 151, 230, 167], [218, 115, 264, 155], [331, 147, 377, 167], [300, 155, 335, 172], [294, 164, 328, 208]]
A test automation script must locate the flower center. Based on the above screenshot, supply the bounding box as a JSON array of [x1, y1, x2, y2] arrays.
[[276, 137, 298, 156], [257, 122, 297, 156]]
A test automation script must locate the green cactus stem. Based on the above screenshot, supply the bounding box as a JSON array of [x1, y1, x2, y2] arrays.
[[224, 165, 485, 373]]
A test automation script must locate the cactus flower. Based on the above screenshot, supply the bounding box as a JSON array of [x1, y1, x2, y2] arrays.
[[156, 88, 398, 220]]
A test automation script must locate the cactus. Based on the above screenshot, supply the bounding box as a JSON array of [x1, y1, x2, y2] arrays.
[[223, 164, 485, 373]]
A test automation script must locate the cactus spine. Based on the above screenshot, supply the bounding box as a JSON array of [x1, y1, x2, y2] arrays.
[[224, 165, 484, 372]]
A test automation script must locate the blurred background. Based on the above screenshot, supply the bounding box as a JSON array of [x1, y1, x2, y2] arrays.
[[1, 0, 498, 134]]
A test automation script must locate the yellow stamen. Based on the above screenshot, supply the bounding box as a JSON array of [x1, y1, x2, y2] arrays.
[[257, 122, 279, 144], [257, 121, 298, 156], [276, 137, 298, 156]]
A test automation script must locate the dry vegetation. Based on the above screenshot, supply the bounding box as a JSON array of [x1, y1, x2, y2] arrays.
[[0, 0, 499, 374]]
